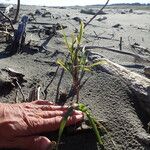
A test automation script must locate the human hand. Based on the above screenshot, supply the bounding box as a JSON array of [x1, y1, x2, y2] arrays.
[[0, 100, 83, 150]]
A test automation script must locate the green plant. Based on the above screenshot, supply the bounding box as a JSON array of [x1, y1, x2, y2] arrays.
[[56, 103, 105, 150], [56, 22, 117, 150], [57, 22, 103, 103]]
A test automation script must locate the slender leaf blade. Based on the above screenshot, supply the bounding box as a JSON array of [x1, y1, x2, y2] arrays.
[[56, 107, 74, 150], [77, 21, 84, 44]]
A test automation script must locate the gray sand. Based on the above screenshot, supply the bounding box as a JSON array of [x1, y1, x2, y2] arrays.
[[0, 4, 150, 150]]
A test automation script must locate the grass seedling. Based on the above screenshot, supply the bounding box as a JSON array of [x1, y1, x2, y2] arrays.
[[56, 22, 117, 150], [57, 22, 103, 103]]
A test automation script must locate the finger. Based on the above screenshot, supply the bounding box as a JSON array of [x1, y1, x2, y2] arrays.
[[3, 136, 53, 150], [37, 110, 66, 118], [37, 109, 83, 119], [39, 105, 68, 111], [16, 136, 53, 150], [33, 114, 84, 133], [32, 100, 54, 105]]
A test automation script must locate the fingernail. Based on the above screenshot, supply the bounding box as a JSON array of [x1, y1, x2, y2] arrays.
[[75, 114, 84, 121], [46, 141, 57, 150]]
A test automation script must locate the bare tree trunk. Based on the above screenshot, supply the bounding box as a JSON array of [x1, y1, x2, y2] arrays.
[[13, 0, 20, 23]]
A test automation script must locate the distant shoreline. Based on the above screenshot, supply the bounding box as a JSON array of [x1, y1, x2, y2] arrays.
[[0, 2, 150, 7]]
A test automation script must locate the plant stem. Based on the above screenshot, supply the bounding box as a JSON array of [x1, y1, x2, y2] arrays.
[[73, 45, 80, 103]]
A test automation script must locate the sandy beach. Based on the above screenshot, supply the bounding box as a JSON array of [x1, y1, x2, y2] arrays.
[[0, 3, 150, 150]]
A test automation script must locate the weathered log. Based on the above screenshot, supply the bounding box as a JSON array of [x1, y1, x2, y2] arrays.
[[0, 10, 14, 31], [87, 51, 150, 116], [83, 45, 150, 63], [2, 67, 26, 83], [5, 5, 14, 15], [11, 15, 28, 53]]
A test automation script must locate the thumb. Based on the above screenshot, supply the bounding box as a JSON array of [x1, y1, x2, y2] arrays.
[[17, 136, 53, 150]]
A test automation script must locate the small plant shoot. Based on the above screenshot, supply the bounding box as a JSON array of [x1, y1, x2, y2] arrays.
[[57, 22, 104, 103], [56, 22, 117, 150]]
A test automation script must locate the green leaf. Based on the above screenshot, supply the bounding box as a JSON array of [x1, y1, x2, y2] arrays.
[[56, 107, 74, 150], [56, 59, 68, 71], [77, 103, 104, 147], [86, 112, 104, 146], [78, 103, 88, 112], [89, 60, 107, 68], [62, 27, 73, 53], [77, 21, 84, 44], [93, 118, 118, 150], [82, 67, 91, 72]]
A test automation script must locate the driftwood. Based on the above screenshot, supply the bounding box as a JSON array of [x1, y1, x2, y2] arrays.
[[2, 67, 26, 83], [83, 46, 150, 63], [11, 15, 28, 53], [87, 51, 150, 116], [13, 0, 20, 23], [84, 0, 109, 27], [0, 10, 14, 31], [4, 5, 13, 15], [131, 43, 150, 54]]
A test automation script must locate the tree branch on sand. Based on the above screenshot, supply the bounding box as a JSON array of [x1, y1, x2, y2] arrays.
[[13, 0, 20, 23], [0, 10, 14, 31], [84, 0, 110, 28]]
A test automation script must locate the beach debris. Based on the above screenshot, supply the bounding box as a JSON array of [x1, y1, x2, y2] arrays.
[[86, 51, 150, 116], [1, 68, 26, 102], [4, 5, 14, 15], [144, 67, 150, 77], [66, 14, 70, 17], [2, 67, 24, 78], [0, 3, 6, 12], [83, 45, 146, 61], [13, 79, 26, 102], [97, 16, 107, 22], [38, 23, 67, 37], [50, 50, 64, 58], [131, 42, 150, 54], [11, 15, 28, 54], [28, 86, 41, 102], [119, 37, 123, 50], [13, 0, 20, 23], [112, 23, 121, 28], [0, 10, 14, 31], [42, 11, 52, 17], [81, 9, 107, 15], [129, 9, 133, 13], [84, 0, 109, 28], [35, 9, 42, 15], [28, 13, 37, 22], [73, 17, 82, 23], [0, 28, 13, 43], [1, 67, 26, 84], [121, 11, 126, 14]]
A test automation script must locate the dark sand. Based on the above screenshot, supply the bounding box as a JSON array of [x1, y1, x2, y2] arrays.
[[0, 4, 150, 150]]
